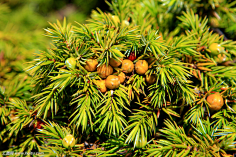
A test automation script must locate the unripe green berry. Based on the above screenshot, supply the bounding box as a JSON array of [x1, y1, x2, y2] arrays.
[[121, 20, 129, 27], [135, 137, 147, 149], [62, 134, 76, 148], [209, 43, 224, 56], [65, 58, 76, 69], [111, 15, 120, 26]]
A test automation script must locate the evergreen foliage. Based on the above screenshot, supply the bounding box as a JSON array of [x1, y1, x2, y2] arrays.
[[1, 0, 236, 156]]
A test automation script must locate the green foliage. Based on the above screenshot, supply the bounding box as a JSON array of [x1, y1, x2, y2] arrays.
[[146, 119, 235, 156], [1, 0, 236, 156]]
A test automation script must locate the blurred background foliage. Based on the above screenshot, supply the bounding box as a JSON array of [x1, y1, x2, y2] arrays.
[[0, 0, 107, 100]]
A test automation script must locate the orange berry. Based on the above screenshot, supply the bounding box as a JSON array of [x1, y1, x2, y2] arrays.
[[109, 49, 124, 67], [97, 64, 113, 78], [84, 59, 98, 72], [135, 60, 148, 75], [96, 80, 107, 93], [146, 74, 157, 85], [121, 59, 134, 73], [105, 75, 120, 90], [206, 92, 224, 111], [109, 58, 123, 67], [118, 72, 126, 84]]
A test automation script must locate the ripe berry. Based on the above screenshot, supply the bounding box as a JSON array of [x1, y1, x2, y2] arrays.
[[97, 64, 113, 78], [96, 80, 107, 93], [146, 74, 157, 85], [84, 59, 98, 72], [128, 52, 136, 61], [135, 60, 148, 75], [110, 58, 123, 67], [118, 72, 126, 84], [206, 92, 224, 111], [121, 59, 134, 73], [105, 75, 120, 90], [110, 49, 124, 67]]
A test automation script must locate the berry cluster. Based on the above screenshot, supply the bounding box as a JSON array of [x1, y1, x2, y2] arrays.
[[64, 50, 157, 94]]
